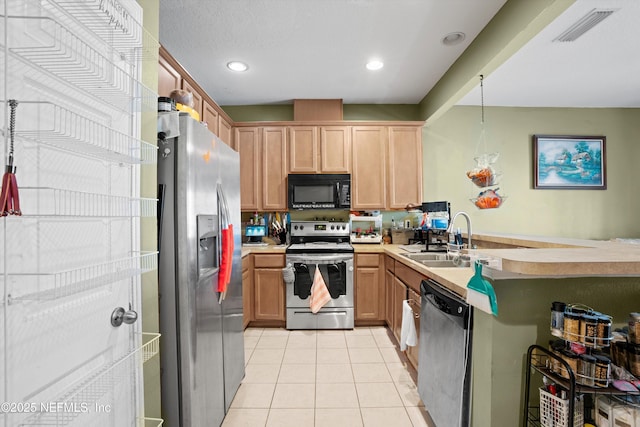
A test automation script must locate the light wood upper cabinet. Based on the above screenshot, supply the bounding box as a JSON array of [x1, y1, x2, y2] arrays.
[[158, 54, 181, 97], [351, 126, 387, 210], [202, 100, 219, 136], [262, 127, 288, 211], [288, 127, 318, 173], [387, 126, 423, 209], [320, 126, 351, 173], [237, 126, 287, 212], [159, 47, 234, 147], [181, 79, 204, 120], [219, 116, 233, 148], [236, 127, 261, 211]]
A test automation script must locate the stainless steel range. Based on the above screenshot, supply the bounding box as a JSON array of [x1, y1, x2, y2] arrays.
[[285, 220, 354, 329]]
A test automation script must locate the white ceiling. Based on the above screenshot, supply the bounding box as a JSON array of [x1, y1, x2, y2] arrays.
[[159, 0, 507, 106], [458, 0, 640, 108], [159, 0, 640, 110]]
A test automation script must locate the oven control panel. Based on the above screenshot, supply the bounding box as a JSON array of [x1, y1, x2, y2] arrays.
[[290, 221, 350, 238]]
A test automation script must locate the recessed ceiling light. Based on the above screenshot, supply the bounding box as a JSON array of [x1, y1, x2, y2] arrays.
[[366, 60, 384, 71], [441, 32, 466, 46], [227, 61, 248, 72]]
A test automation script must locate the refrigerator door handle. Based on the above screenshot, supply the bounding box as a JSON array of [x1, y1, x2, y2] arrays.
[[217, 184, 233, 303]]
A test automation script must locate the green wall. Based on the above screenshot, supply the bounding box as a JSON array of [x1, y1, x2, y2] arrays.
[[472, 276, 640, 427], [222, 103, 421, 122], [423, 106, 640, 240], [139, 0, 161, 420]]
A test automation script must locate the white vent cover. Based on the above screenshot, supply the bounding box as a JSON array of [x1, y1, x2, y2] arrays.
[[553, 8, 617, 42]]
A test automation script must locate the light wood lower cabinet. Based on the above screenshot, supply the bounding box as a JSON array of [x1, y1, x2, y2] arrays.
[[252, 254, 285, 322], [242, 256, 252, 329], [354, 253, 385, 323], [392, 276, 407, 343], [384, 256, 395, 326], [406, 287, 421, 368]]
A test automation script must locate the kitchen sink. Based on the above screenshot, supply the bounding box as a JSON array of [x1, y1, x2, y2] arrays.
[[420, 259, 471, 268], [400, 252, 448, 261]]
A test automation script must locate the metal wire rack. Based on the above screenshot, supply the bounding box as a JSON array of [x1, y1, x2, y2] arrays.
[[7, 251, 158, 302], [17, 333, 160, 427]]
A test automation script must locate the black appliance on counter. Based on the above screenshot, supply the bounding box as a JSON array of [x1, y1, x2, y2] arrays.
[[288, 173, 350, 210], [423, 201, 450, 252]]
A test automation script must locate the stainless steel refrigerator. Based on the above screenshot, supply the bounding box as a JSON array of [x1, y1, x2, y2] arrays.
[[157, 112, 244, 427]]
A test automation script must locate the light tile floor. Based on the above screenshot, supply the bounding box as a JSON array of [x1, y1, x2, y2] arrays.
[[223, 327, 435, 427]]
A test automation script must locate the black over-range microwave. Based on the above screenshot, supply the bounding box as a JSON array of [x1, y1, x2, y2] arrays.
[[288, 174, 351, 210]]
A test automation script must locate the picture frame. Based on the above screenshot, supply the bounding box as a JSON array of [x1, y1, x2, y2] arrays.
[[533, 135, 606, 189]]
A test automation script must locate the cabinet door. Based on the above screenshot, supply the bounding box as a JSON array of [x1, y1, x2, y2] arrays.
[[219, 116, 233, 148], [158, 54, 181, 97], [181, 79, 204, 120], [384, 256, 395, 327], [355, 266, 382, 321], [388, 127, 422, 209], [236, 127, 261, 211], [392, 277, 407, 342], [253, 268, 285, 321], [320, 126, 351, 173], [352, 126, 386, 209], [288, 126, 318, 173], [406, 288, 421, 368], [202, 100, 219, 137], [262, 127, 288, 211], [355, 254, 384, 322], [385, 268, 394, 327], [242, 259, 252, 329]]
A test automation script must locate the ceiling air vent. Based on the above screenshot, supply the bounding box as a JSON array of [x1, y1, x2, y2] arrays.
[[553, 8, 617, 42]]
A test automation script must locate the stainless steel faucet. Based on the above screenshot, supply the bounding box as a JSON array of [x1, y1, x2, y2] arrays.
[[448, 211, 472, 249]]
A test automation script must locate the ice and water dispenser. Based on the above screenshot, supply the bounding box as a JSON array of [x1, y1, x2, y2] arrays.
[[197, 215, 218, 274]]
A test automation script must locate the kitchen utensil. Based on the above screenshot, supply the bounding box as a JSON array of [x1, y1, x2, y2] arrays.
[[466, 261, 498, 316], [1, 100, 21, 216]]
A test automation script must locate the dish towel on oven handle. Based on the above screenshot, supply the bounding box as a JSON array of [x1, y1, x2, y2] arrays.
[[310, 264, 331, 313], [400, 300, 417, 351]]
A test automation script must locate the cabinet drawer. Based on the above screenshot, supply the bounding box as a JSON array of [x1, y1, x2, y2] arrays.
[[395, 262, 427, 293], [242, 255, 252, 271], [253, 254, 285, 268], [385, 256, 395, 273], [356, 253, 381, 267]]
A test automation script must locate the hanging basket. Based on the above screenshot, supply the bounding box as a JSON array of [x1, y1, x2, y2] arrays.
[[466, 76, 506, 210], [470, 188, 506, 209]]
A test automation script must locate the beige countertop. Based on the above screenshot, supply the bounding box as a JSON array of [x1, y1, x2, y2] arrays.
[[470, 231, 640, 277], [241, 232, 640, 300]]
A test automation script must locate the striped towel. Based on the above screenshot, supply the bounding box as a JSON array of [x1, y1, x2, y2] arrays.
[[310, 265, 331, 314]]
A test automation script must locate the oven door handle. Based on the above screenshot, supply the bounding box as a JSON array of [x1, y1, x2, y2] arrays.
[[286, 254, 353, 263]]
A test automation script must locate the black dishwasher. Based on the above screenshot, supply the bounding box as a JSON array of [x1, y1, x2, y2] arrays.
[[418, 279, 473, 427]]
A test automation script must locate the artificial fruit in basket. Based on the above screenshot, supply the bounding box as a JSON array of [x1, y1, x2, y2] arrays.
[[473, 188, 503, 209]]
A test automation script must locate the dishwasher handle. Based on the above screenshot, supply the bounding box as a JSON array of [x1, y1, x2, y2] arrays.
[[421, 279, 470, 321]]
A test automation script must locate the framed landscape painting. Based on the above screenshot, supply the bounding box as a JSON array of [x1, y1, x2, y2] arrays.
[[533, 135, 606, 189]]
